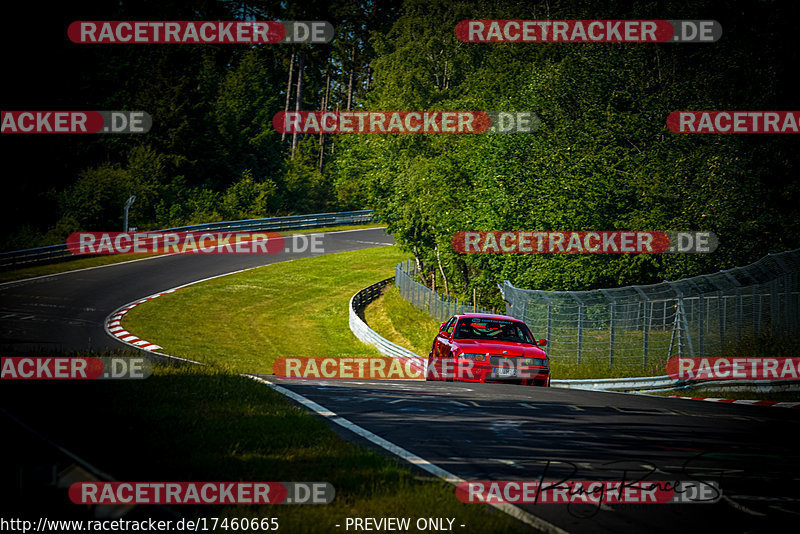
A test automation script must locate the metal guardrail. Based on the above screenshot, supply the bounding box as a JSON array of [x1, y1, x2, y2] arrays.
[[348, 278, 426, 373], [349, 279, 800, 394], [551, 375, 677, 391], [0, 209, 375, 271], [158, 209, 375, 233]]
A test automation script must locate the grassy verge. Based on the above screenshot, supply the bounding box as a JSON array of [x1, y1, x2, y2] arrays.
[[1, 362, 524, 533], [363, 286, 440, 357], [0, 223, 385, 284], [123, 246, 408, 375]]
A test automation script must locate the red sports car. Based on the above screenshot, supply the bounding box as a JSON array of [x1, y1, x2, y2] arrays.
[[426, 313, 550, 386]]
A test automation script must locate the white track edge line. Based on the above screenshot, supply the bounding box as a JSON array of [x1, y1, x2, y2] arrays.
[[248, 374, 570, 534], [101, 258, 568, 533]]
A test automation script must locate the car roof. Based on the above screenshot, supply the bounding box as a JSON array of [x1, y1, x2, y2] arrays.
[[454, 312, 522, 322]]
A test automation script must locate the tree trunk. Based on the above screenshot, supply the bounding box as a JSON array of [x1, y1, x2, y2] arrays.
[[318, 68, 331, 172], [436, 245, 449, 297], [413, 245, 423, 273], [281, 50, 295, 143], [346, 45, 355, 111], [291, 51, 304, 158]]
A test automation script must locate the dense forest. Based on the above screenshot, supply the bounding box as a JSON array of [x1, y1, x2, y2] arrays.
[[2, 0, 799, 308]]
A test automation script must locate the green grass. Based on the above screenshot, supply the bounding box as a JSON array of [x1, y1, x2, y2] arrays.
[[364, 286, 440, 357], [123, 246, 409, 374], [0, 223, 385, 284], [1, 362, 525, 533]]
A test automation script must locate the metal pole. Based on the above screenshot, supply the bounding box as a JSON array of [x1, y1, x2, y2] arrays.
[[123, 195, 136, 232], [787, 274, 795, 336], [578, 304, 584, 365], [771, 279, 779, 338], [609, 302, 615, 367], [546, 302, 552, 357], [756, 285, 762, 336], [677, 301, 683, 358], [737, 288, 743, 342], [720, 292, 726, 351], [698, 295, 704, 356], [643, 302, 650, 366]]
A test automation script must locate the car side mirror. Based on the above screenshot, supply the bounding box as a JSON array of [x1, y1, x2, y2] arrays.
[[440, 322, 447, 332], [537, 339, 547, 347], [440, 331, 451, 339]]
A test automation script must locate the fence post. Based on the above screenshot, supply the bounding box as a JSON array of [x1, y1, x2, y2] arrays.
[[788, 273, 796, 336], [737, 288, 743, 342], [720, 292, 726, 350], [754, 285, 761, 337], [697, 294, 704, 356], [643, 302, 650, 366], [632, 287, 650, 368], [677, 301, 683, 358], [568, 293, 585, 366], [609, 302, 615, 367], [578, 304, 584, 365], [546, 302, 552, 357], [771, 278, 779, 339]]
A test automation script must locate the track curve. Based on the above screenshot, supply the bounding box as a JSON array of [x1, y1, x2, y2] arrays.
[[0, 228, 394, 354], [1, 227, 798, 533]]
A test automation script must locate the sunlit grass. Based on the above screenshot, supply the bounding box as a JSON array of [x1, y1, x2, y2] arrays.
[[123, 246, 410, 374]]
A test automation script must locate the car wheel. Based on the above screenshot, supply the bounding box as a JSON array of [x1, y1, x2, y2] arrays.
[[425, 355, 435, 381]]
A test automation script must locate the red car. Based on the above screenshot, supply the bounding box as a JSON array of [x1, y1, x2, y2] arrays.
[[426, 313, 550, 386]]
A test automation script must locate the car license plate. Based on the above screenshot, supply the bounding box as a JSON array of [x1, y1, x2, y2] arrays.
[[495, 367, 516, 377]]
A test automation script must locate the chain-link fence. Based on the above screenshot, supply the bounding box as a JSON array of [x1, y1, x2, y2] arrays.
[[396, 249, 800, 368], [501, 249, 800, 366], [396, 260, 495, 322]]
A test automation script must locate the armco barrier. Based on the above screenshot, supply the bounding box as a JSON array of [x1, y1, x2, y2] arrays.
[[0, 209, 375, 270], [349, 278, 426, 374], [550, 375, 677, 391], [349, 280, 800, 394]]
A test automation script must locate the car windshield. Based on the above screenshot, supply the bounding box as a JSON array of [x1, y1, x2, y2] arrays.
[[453, 318, 534, 344]]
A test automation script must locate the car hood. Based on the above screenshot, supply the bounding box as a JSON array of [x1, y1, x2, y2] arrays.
[[453, 339, 547, 358]]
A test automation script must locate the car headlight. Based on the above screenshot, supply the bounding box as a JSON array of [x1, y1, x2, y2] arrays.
[[523, 358, 548, 367], [460, 353, 486, 362]]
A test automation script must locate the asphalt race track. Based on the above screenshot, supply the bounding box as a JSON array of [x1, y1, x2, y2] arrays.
[[2, 228, 799, 533], [0, 228, 394, 354], [266, 378, 800, 533]]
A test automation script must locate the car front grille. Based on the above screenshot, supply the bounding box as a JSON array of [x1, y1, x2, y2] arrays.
[[489, 356, 517, 367]]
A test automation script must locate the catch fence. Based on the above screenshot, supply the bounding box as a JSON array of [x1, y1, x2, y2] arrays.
[[396, 249, 800, 368]]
